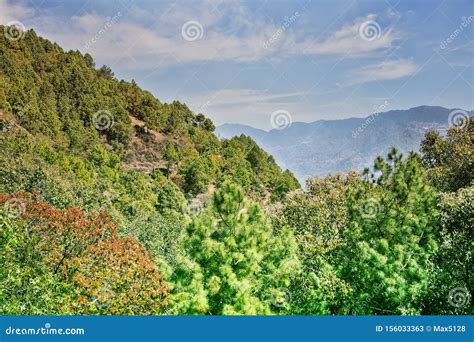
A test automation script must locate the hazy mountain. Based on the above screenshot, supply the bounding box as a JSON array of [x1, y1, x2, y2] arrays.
[[216, 106, 472, 183]]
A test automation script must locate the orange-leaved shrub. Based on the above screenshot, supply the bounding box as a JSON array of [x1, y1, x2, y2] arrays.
[[0, 193, 169, 314]]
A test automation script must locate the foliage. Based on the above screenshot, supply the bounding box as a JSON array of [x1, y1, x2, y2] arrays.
[[420, 117, 473, 192], [220, 135, 300, 199], [0, 26, 298, 200], [0, 26, 471, 316], [419, 120, 473, 314], [272, 151, 443, 315], [337, 150, 439, 314], [421, 186, 473, 314], [0, 194, 169, 315], [179, 154, 217, 196], [171, 183, 300, 314], [271, 173, 360, 314]]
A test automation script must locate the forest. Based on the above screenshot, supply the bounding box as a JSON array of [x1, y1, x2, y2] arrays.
[[0, 26, 472, 316]]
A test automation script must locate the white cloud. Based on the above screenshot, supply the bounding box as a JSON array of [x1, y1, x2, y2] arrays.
[[287, 14, 397, 56], [183, 86, 406, 129], [183, 89, 311, 128], [1, 0, 401, 70], [29, 10, 274, 69], [0, 0, 34, 24], [183, 88, 357, 129], [354, 59, 418, 82], [187, 89, 308, 108]]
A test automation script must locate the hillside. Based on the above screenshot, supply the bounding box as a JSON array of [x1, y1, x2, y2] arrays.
[[0, 26, 299, 206], [217, 106, 473, 183]]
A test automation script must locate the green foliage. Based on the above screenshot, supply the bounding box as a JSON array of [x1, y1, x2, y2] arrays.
[[162, 141, 180, 171], [221, 135, 300, 199], [154, 174, 188, 214], [338, 150, 439, 314], [0, 27, 206, 154], [171, 183, 300, 314], [271, 170, 301, 201], [97, 65, 114, 80], [272, 151, 444, 315], [271, 173, 360, 314], [0, 213, 70, 314], [418, 121, 473, 314], [0, 26, 298, 201], [179, 155, 217, 196], [122, 210, 186, 268], [194, 113, 215, 132], [420, 117, 473, 192], [422, 186, 473, 314], [0, 29, 299, 313]]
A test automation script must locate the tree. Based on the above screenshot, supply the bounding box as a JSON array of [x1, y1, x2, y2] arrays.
[[271, 173, 360, 314], [420, 117, 473, 192], [421, 185, 473, 314], [271, 170, 301, 201], [122, 210, 186, 269], [154, 174, 187, 214], [201, 118, 215, 132], [171, 183, 300, 315], [0, 211, 69, 314], [97, 65, 115, 80], [108, 121, 134, 147], [221, 135, 299, 200], [337, 150, 439, 314], [163, 141, 180, 175], [419, 118, 473, 314], [179, 155, 216, 196]]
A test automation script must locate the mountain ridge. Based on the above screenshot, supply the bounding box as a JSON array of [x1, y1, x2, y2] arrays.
[[216, 105, 473, 183]]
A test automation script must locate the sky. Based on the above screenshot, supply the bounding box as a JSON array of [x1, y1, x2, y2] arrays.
[[1, 0, 473, 129]]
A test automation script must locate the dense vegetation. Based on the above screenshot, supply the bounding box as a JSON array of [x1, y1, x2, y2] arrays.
[[0, 26, 472, 315]]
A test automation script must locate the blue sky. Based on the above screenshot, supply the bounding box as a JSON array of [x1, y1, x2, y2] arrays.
[[1, 0, 473, 129]]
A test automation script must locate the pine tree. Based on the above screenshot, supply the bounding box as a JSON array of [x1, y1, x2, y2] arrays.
[[338, 149, 439, 314], [171, 182, 300, 314]]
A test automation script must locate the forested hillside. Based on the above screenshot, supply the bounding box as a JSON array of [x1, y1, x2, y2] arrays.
[[0, 26, 472, 315], [0, 27, 299, 202]]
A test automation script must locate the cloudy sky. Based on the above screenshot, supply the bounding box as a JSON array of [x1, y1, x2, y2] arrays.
[[1, 0, 473, 129]]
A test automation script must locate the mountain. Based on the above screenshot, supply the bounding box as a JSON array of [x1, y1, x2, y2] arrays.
[[0, 26, 299, 204], [216, 106, 473, 183]]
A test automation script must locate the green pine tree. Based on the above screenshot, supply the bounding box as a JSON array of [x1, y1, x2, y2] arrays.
[[338, 149, 439, 314], [171, 182, 300, 314]]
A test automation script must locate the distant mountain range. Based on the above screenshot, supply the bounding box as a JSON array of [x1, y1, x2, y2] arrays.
[[216, 106, 473, 184]]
